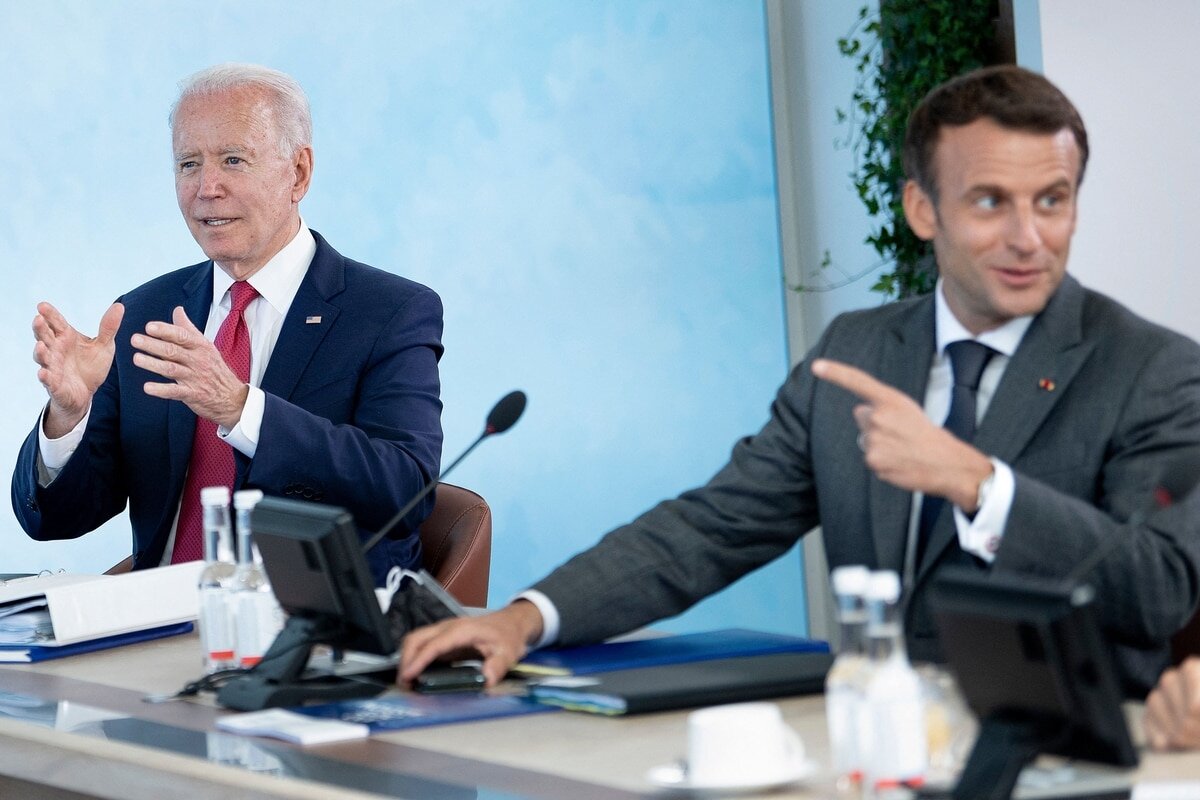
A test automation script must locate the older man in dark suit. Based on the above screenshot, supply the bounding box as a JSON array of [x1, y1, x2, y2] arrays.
[[401, 66, 1200, 701], [13, 64, 442, 583]]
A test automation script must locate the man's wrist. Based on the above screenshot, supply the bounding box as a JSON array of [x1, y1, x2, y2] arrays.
[[505, 599, 546, 647], [951, 450, 995, 513], [216, 384, 250, 430], [43, 401, 88, 440]]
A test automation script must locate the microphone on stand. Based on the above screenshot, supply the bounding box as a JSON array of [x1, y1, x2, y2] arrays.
[[360, 390, 527, 555]]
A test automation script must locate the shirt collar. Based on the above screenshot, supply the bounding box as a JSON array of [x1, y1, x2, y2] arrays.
[[934, 278, 1033, 359], [210, 220, 316, 313]]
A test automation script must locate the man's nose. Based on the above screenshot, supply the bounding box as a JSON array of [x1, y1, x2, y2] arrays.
[[1006, 203, 1041, 256], [196, 165, 224, 199]]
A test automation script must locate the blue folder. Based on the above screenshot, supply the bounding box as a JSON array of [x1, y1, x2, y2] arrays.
[[516, 627, 829, 676], [0, 621, 195, 663], [294, 692, 556, 731]]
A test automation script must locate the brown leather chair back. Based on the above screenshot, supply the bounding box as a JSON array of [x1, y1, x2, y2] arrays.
[[105, 555, 134, 575], [419, 483, 492, 607], [106, 483, 494, 606]]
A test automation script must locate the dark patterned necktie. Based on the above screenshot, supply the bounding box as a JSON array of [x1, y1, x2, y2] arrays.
[[915, 340, 996, 565]]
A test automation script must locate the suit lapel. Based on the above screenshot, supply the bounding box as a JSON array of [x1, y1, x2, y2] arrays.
[[260, 231, 343, 401], [916, 276, 1092, 581], [166, 264, 215, 514], [974, 276, 1090, 463], [870, 297, 936, 572]]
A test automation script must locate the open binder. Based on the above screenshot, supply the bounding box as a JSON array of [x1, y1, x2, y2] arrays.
[[0, 562, 203, 655]]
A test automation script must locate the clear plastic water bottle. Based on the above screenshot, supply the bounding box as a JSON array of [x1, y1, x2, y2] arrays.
[[232, 489, 283, 668], [825, 564, 871, 797], [863, 570, 927, 796], [197, 486, 237, 673]]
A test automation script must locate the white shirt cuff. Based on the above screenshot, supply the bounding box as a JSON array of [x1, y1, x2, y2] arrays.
[[36, 404, 91, 486], [953, 457, 1014, 563], [217, 385, 263, 458], [514, 589, 559, 650]]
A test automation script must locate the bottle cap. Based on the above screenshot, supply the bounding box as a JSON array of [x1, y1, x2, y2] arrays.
[[199, 486, 231, 506], [865, 570, 901, 603], [830, 565, 870, 596], [233, 489, 265, 510]]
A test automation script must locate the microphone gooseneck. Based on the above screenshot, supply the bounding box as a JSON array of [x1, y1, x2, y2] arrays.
[[360, 391, 527, 555]]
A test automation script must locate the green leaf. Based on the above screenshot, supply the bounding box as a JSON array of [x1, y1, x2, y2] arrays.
[[832, 0, 994, 299]]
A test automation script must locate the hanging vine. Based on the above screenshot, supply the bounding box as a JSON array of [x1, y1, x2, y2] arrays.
[[831, 0, 1001, 298]]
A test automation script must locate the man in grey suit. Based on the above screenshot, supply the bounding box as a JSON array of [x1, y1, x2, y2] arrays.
[[401, 65, 1200, 700]]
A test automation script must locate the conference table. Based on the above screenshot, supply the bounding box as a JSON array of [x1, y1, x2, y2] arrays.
[[0, 631, 1197, 800]]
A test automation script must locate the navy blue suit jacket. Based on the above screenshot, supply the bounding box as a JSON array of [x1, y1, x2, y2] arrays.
[[12, 231, 444, 584]]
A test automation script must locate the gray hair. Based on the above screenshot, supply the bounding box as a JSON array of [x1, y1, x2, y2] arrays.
[[169, 63, 312, 157]]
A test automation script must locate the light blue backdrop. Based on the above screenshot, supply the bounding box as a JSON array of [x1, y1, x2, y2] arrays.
[[0, 1, 807, 636]]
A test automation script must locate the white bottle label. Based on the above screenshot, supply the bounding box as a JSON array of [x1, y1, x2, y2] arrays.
[[200, 587, 236, 667], [235, 592, 282, 667], [866, 663, 927, 787], [826, 685, 862, 779]]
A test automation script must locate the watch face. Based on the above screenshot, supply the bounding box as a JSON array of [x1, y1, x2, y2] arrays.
[[976, 469, 996, 511]]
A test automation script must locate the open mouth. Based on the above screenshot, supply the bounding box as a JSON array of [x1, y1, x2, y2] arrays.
[[201, 218, 235, 227]]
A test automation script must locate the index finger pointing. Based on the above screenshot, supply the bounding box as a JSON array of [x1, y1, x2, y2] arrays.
[[811, 358, 895, 403]]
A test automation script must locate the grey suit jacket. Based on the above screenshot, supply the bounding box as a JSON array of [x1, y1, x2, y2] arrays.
[[534, 275, 1200, 694]]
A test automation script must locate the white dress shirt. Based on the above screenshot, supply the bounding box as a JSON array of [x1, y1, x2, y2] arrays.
[[37, 222, 317, 563], [522, 280, 1036, 649], [915, 280, 1033, 575]]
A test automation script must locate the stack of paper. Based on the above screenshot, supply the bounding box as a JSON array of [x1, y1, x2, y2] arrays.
[[0, 606, 53, 644]]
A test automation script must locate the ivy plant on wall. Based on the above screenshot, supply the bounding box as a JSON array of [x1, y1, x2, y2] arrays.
[[837, 0, 1002, 298]]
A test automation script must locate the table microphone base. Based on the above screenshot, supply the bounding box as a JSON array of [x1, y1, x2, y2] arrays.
[[216, 615, 395, 711]]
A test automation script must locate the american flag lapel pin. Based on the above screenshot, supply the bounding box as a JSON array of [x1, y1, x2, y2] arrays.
[[1038, 378, 1056, 392], [305, 315, 322, 324]]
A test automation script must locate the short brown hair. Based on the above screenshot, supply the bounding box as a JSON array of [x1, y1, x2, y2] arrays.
[[902, 65, 1089, 201]]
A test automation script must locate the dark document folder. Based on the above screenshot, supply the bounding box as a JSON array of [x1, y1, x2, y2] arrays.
[[528, 651, 834, 715]]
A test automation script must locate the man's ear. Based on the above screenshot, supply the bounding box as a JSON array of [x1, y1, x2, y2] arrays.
[[291, 146, 314, 204], [902, 179, 937, 242]]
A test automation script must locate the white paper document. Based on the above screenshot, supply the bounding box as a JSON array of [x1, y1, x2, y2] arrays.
[[216, 708, 370, 745], [0, 609, 53, 644]]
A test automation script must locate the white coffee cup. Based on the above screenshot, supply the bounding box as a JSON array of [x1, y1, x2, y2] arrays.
[[686, 702, 805, 787]]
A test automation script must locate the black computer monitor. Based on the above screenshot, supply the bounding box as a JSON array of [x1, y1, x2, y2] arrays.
[[251, 497, 393, 654], [216, 497, 395, 711], [930, 568, 1138, 800]]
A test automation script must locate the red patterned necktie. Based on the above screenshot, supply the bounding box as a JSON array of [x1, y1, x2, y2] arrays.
[[171, 280, 259, 563]]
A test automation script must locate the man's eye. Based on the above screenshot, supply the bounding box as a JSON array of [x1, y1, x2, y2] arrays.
[[225, 156, 243, 165], [974, 195, 998, 210], [178, 161, 197, 171], [1038, 194, 1064, 209]]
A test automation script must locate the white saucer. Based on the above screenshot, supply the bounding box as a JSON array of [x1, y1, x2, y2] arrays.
[[646, 758, 818, 796]]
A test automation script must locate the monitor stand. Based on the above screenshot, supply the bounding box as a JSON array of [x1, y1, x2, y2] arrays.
[[951, 714, 1055, 800], [216, 615, 396, 711]]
